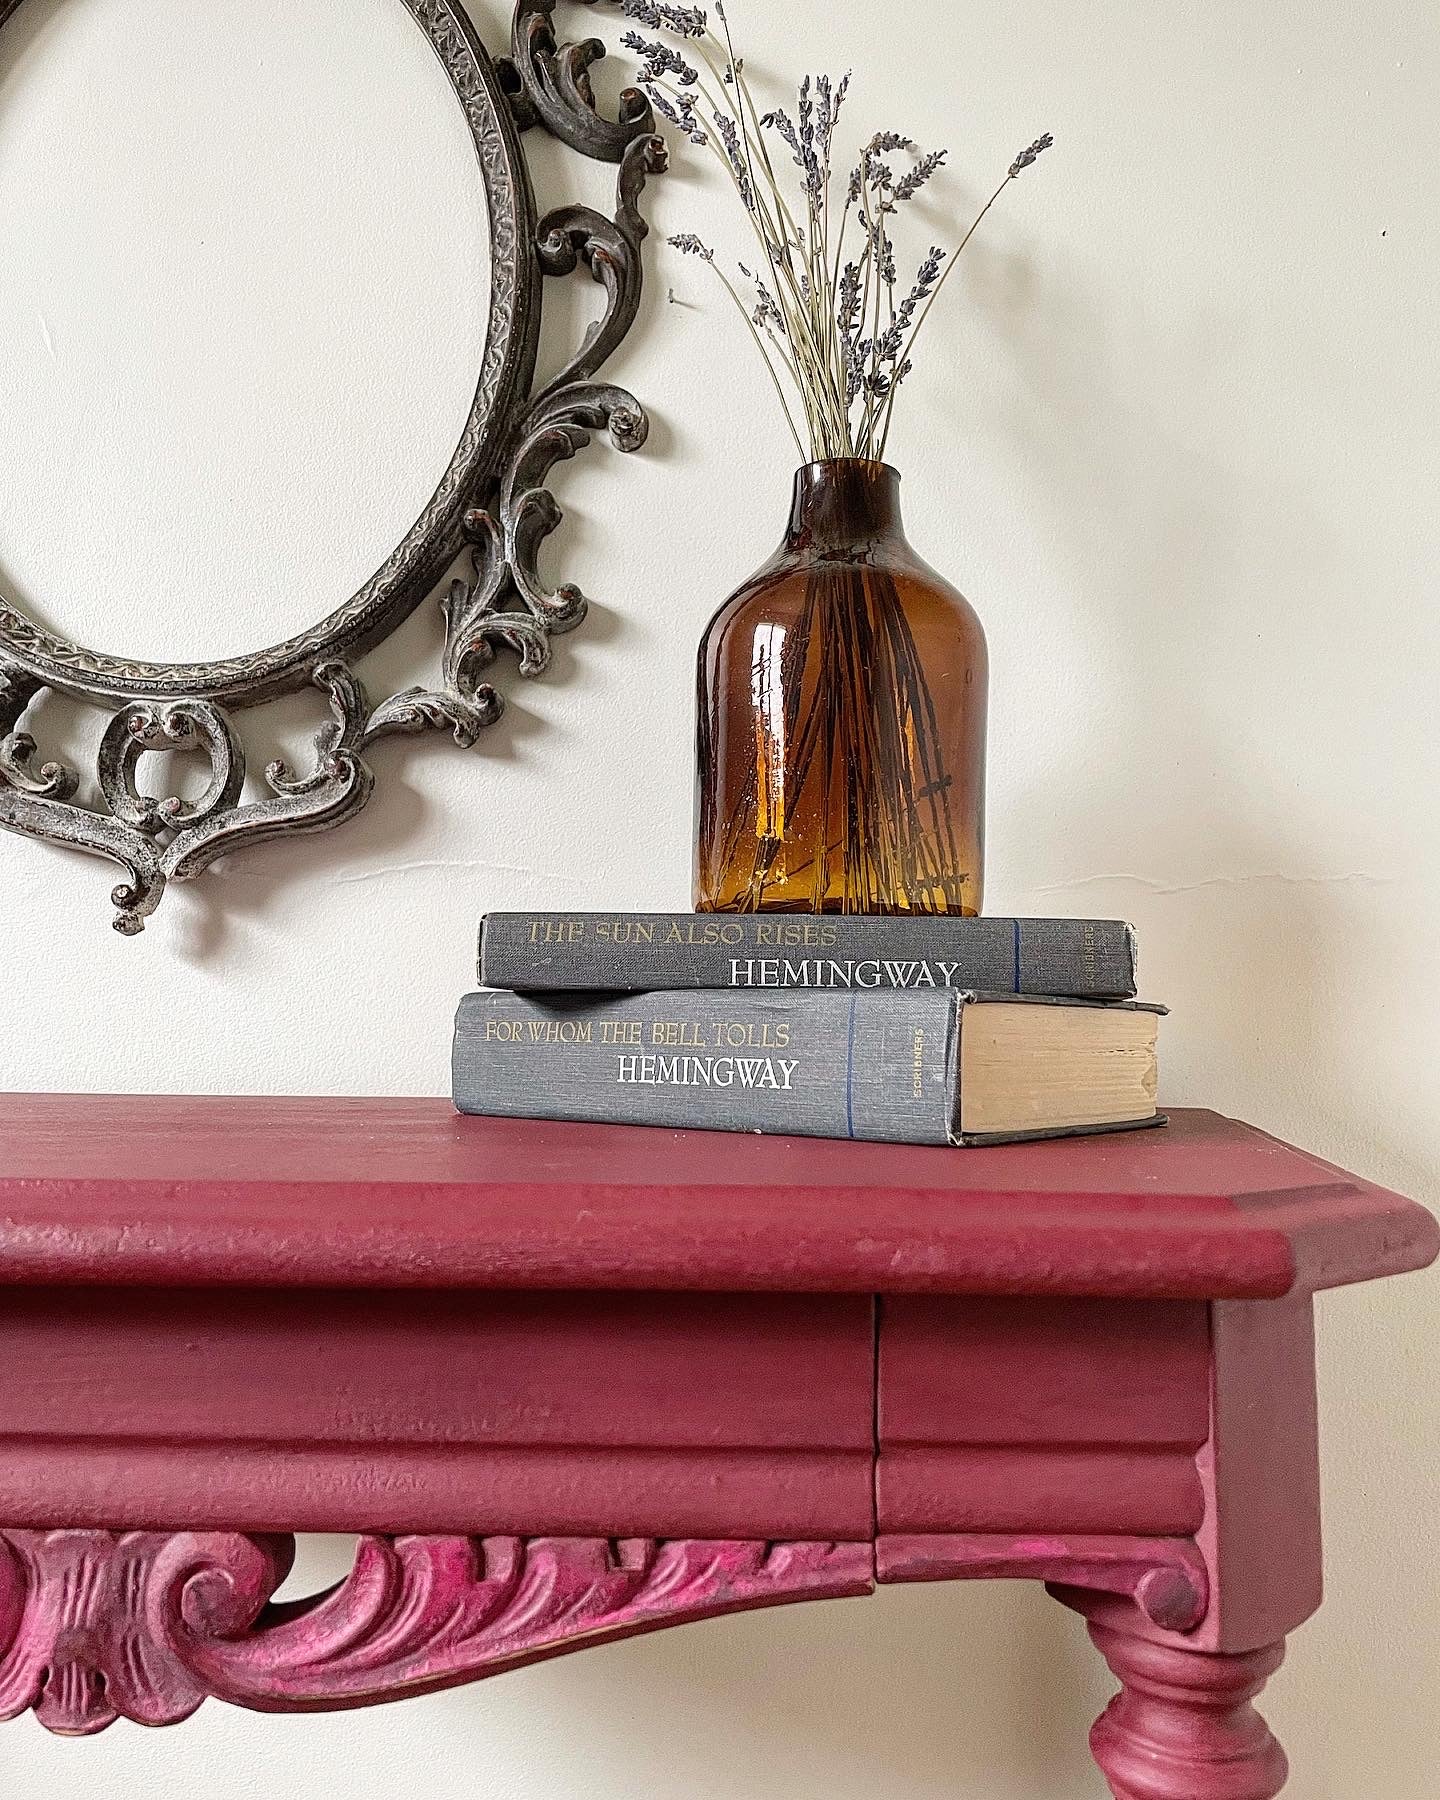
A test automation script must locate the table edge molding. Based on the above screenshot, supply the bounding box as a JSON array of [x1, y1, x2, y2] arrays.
[[877, 1531, 1210, 1633]]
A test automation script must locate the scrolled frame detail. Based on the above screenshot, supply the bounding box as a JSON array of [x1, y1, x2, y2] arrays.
[[0, 0, 664, 933]]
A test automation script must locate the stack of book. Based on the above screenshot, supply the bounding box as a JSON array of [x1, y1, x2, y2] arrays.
[[452, 913, 1166, 1148]]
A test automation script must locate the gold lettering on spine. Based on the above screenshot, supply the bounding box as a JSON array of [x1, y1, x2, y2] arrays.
[[650, 1021, 706, 1047], [711, 1021, 791, 1049], [531, 919, 583, 944], [524, 1019, 593, 1045], [754, 921, 837, 947]]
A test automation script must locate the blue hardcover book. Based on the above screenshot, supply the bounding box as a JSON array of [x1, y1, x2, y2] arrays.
[[478, 913, 1138, 1000], [453, 988, 1165, 1148]]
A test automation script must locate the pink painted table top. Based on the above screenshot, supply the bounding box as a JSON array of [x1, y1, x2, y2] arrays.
[[0, 1096, 1432, 1300]]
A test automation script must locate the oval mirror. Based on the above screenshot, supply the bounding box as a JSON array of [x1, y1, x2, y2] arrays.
[[0, 0, 663, 935]]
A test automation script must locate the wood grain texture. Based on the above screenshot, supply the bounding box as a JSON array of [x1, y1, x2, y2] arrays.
[[0, 1097, 1434, 1298]]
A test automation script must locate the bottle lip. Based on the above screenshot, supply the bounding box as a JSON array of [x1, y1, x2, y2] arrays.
[[793, 457, 900, 481], [785, 458, 904, 551]]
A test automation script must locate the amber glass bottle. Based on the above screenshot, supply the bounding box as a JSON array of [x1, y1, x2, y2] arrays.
[[694, 460, 987, 915]]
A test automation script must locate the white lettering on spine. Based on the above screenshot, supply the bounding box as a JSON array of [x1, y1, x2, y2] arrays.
[[729, 959, 964, 989], [617, 1056, 799, 1090]]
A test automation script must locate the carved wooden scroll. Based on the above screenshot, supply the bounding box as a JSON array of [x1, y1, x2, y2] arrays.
[[0, 1531, 874, 1736]]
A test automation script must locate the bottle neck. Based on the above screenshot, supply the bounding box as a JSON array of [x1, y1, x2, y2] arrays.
[[785, 460, 905, 553]]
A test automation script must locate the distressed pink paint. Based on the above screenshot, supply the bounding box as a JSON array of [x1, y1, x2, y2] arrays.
[[0, 1531, 873, 1735], [0, 1095, 1431, 1794]]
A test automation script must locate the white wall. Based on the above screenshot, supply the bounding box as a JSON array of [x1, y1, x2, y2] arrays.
[[1, 0, 1436, 1793]]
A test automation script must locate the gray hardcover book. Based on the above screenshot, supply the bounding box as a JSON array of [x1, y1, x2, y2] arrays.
[[478, 913, 1138, 999], [452, 989, 1166, 1148]]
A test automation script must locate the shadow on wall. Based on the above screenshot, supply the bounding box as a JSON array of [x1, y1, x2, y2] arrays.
[[540, 1580, 1113, 1799], [276, 1549, 1114, 1799]]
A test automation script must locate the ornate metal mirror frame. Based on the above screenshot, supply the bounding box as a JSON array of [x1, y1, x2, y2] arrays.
[[0, 0, 664, 933]]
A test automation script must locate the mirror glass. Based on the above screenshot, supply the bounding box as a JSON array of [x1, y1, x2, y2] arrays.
[[0, 0, 493, 665]]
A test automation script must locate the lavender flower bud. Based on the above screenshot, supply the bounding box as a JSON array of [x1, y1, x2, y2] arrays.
[[838, 261, 862, 332], [1009, 132, 1054, 176], [894, 148, 947, 203], [895, 246, 945, 329], [644, 85, 681, 126], [621, 31, 700, 86], [751, 283, 784, 331], [816, 74, 832, 148], [716, 113, 754, 209], [868, 131, 916, 156], [661, 3, 708, 33], [617, 1, 707, 35], [873, 322, 904, 364]]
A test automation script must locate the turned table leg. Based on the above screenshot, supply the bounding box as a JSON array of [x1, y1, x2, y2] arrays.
[[1086, 1624, 1288, 1800]]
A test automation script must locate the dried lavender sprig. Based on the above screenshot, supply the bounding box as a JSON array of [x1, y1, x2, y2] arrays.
[[874, 135, 1055, 457], [715, 112, 754, 209], [739, 262, 786, 331], [612, 1, 708, 37], [895, 246, 944, 331], [812, 70, 852, 163], [755, 90, 850, 432], [643, 81, 708, 143], [760, 106, 821, 200], [618, 8, 843, 444], [798, 75, 815, 160], [845, 132, 914, 215], [837, 260, 862, 335], [662, 18, 820, 313], [632, 4, 1051, 459], [895, 149, 946, 203], [621, 31, 699, 86], [648, 63, 840, 444], [646, 56, 814, 353], [711, 8, 825, 327], [1009, 132, 1054, 176]]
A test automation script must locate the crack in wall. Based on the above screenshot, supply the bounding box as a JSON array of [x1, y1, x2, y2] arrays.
[[1030, 871, 1397, 897]]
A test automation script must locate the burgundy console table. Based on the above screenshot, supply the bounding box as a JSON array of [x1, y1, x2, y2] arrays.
[[0, 1096, 1433, 1796]]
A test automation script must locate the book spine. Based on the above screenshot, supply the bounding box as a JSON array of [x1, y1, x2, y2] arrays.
[[452, 989, 962, 1146], [478, 914, 1137, 999]]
